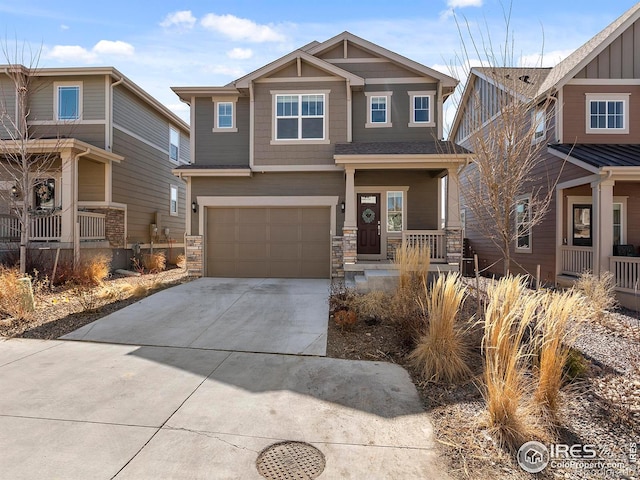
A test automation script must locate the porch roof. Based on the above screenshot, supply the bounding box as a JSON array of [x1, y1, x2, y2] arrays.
[[0, 138, 124, 164], [334, 141, 470, 156], [550, 144, 640, 169]]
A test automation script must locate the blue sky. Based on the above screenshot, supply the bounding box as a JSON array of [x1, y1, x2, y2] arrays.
[[0, 0, 637, 124]]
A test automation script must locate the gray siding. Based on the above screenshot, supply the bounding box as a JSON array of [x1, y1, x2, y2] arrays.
[[29, 76, 105, 121], [576, 20, 640, 78], [333, 62, 421, 79], [114, 85, 167, 152], [190, 172, 345, 234], [29, 124, 106, 148], [352, 84, 439, 142], [253, 81, 347, 166], [0, 75, 17, 139], [195, 96, 249, 166], [111, 128, 186, 243]]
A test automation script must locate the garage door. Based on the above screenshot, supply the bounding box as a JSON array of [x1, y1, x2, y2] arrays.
[[206, 207, 330, 278]]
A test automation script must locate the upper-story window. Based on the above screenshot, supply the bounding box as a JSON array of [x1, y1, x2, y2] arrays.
[[365, 91, 392, 128], [585, 93, 629, 134], [532, 107, 546, 143], [275, 93, 325, 140], [217, 102, 233, 128], [408, 91, 435, 127], [55, 82, 82, 121], [212, 96, 238, 133], [169, 127, 180, 163]]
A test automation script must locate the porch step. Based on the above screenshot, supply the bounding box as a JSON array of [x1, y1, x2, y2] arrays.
[[355, 270, 399, 294]]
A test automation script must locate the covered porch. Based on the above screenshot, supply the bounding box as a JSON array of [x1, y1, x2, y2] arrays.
[[0, 138, 125, 261], [553, 144, 640, 308], [333, 141, 472, 280]]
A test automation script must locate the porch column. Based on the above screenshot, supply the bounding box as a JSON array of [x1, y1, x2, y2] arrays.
[[593, 178, 615, 276], [445, 168, 462, 266], [342, 166, 357, 265], [60, 150, 79, 266]]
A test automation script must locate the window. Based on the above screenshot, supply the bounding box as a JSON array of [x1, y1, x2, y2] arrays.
[[275, 94, 324, 140], [572, 204, 592, 247], [585, 93, 629, 134], [217, 102, 233, 128], [567, 197, 627, 247], [170, 185, 178, 216], [387, 191, 403, 232], [408, 91, 435, 127], [613, 203, 622, 246], [533, 108, 545, 142], [55, 84, 81, 120], [515, 196, 531, 252], [169, 127, 179, 162], [413, 96, 429, 123], [365, 91, 392, 128]]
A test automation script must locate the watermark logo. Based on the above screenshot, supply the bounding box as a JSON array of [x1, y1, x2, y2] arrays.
[[517, 441, 549, 473]]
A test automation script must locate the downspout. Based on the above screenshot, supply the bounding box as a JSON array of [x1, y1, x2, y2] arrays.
[[108, 76, 124, 151], [592, 170, 613, 276], [73, 148, 91, 268]]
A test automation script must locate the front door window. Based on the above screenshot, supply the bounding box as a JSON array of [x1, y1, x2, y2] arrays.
[[572, 204, 592, 246]]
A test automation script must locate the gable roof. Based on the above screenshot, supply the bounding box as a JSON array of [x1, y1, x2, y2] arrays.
[[307, 31, 458, 91]]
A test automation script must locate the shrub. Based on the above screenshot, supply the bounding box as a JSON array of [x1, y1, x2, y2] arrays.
[[0, 266, 35, 320], [410, 273, 472, 383], [574, 271, 617, 321], [394, 243, 431, 293], [142, 251, 166, 273], [350, 290, 389, 323], [329, 281, 357, 314], [333, 309, 357, 329], [175, 254, 186, 269], [563, 347, 589, 382], [77, 254, 110, 286]]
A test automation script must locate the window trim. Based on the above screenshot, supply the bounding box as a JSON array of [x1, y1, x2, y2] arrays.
[[408, 90, 435, 127], [212, 95, 238, 133], [386, 190, 405, 233], [585, 93, 630, 134], [54, 82, 82, 121], [169, 127, 180, 164], [365, 91, 392, 128], [532, 107, 546, 144], [270, 90, 330, 144], [169, 185, 179, 216], [515, 194, 532, 253], [566, 196, 628, 247]]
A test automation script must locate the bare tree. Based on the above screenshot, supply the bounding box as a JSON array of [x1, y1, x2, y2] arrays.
[[0, 43, 62, 273], [447, 6, 563, 276]]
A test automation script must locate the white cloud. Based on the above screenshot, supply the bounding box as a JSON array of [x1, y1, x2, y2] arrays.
[[201, 14, 285, 43], [45, 40, 135, 63], [519, 49, 573, 68], [447, 0, 483, 7], [227, 47, 253, 59], [60, 24, 69, 31], [160, 10, 196, 30]]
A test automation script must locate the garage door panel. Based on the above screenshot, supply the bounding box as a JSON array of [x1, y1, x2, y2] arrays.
[[207, 206, 330, 278]]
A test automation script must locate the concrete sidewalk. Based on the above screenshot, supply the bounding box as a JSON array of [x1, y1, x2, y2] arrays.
[[0, 338, 449, 479]]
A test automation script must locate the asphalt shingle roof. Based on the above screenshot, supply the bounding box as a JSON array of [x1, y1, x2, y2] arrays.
[[334, 141, 470, 155], [550, 144, 640, 169]]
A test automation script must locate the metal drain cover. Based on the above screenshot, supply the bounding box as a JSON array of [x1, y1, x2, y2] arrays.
[[256, 441, 326, 479]]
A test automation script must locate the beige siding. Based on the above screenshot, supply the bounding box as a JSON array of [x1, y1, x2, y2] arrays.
[[78, 158, 105, 201], [335, 62, 421, 79], [29, 124, 106, 149], [114, 86, 167, 152], [562, 84, 640, 143], [253, 80, 347, 166], [0, 75, 17, 139], [190, 172, 344, 235], [111, 128, 186, 243], [269, 61, 334, 78], [29, 76, 105, 121], [575, 20, 640, 78]]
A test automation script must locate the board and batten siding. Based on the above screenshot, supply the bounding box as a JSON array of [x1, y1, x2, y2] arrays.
[[190, 172, 345, 235], [194, 96, 249, 166], [111, 128, 186, 244], [253, 80, 347, 167], [562, 84, 640, 143], [29, 76, 106, 121]]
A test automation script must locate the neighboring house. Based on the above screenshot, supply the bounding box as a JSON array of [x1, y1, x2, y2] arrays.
[[0, 66, 189, 269], [450, 3, 640, 308], [172, 32, 471, 283]]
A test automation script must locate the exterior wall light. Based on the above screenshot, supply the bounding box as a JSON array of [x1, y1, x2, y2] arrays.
[[191, 201, 198, 213]]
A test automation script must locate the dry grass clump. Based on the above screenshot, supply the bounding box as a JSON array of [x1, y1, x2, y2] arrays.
[[482, 276, 550, 450], [350, 290, 389, 322], [410, 273, 472, 384], [76, 254, 110, 286], [175, 253, 186, 269], [142, 251, 166, 273], [329, 281, 357, 313], [574, 271, 617, 321], [534, 290, 584, 414], [394, 243, 431, 292], [0, 266, 35, 320]]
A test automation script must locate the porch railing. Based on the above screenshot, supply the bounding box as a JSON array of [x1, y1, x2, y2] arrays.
[[560, 245, 593, 276], [30, 213, 62, 241], [78, 211, 106, 240], [402, 230, 447, 263], [0, 211, 106, 242], [610, 256, 640, 293], [0, 214, 20, 241]]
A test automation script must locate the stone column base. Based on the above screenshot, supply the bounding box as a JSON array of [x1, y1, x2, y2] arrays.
[[342, 227, 358, 266], [445, 228, 462, 266]]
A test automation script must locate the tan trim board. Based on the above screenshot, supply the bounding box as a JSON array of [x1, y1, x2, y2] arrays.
[[256, 76, 343, 83], [366, 77, 435, 84], [325, 58, 389, 64], [29, 120, 106, 126], [172, 168, 252, 177], [251, 165, 343, 172]]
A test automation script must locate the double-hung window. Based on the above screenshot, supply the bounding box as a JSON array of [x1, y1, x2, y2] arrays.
[[55, 83, 81, 121], [275, 94, 325, 140], [365, 91, 392, 128], [515, 195, 532, 252], [586, 93, 629, 134], [217, 102, 233, 128], [408, 91, 435, 127], [169, 127, 180, 163]]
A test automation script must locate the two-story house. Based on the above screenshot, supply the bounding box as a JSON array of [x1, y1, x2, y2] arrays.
[[450, 3, 640, 308], [173, 32, 471, 283], [0, 66, 189, 269]]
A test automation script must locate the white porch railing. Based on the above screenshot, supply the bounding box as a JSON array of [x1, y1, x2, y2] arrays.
[[610, 256, 640, 293], [560, 245, 593, 276], [78, 211, 106, 240], [30, 213, 62, 241], [402, 230, 447, 263], [0, 214, 20, 240]]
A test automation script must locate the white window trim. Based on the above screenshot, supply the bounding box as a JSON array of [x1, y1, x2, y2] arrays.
[[532, 107, 546, 144], [169, 185, 179, 216], [515, 194, 532, 253], [585, 93, 630, 134], [566, 196, 627, 246], [54, 81, 82, 121], [365, 91, 392, 128], [270, 90, 330, 144], [212, 96, 238, 133], [408, 90, 435, 127], [386, 190, 405, 233], [169, 127, 180, 164]]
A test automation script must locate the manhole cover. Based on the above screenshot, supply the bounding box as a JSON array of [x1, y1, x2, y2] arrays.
[[256, 441, 325, 479]]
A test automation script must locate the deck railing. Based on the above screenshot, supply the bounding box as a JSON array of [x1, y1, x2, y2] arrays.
[[402, 230, 447, 263], [610, 256, 640, 293], [560, 245, 593, 276]]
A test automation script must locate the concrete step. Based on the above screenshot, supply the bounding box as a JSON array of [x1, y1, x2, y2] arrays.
[[354, 275, 369, 294], [364, 270, 399, 293]]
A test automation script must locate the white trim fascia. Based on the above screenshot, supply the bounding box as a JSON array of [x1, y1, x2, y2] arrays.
[[547, 147, 601, 174], [172, 168, 252, 177], [197, 195, 339, 235], [77, 201, 127, 209], [325, 58, 389, 64], [255, 76, 343, 83], [568, 78, 640, 85], [556, 174, 601, 191], [114, 123, 167, 156], [335, 154, 471, 165], [251, 165, 343, 172]]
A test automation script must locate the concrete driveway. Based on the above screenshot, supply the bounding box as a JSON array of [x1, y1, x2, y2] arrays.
[[63, 278, 330, 356]]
